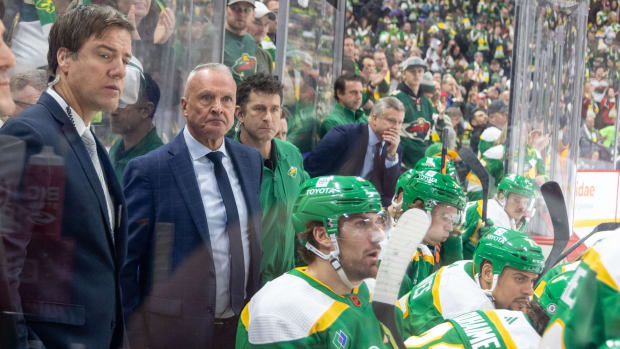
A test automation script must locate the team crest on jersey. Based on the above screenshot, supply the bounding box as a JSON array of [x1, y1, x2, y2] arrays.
[[231, 54, 257, 80], [288, 166, 298, 178], [349, 295, 362, 307], [404, 117, 431, 141], [332, 330, 348, 348]]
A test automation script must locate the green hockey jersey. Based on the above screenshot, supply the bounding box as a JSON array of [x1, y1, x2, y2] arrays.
[[404, 309, 540, 348], [396, 260, 494, 338], [540, 234, 620, 348], [236, 267, 397, 348], [399, 244, 436, 298]]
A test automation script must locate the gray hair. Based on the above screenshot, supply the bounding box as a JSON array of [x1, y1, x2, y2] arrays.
[[370, 96, 405, 117], [184, 63, 234, 97], [10, 69, 48, 94]]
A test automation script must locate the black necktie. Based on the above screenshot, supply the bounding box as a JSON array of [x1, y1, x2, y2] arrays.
[[206, 151, 245, 315]]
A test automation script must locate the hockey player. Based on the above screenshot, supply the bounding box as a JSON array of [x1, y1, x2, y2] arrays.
[[236, 176, 398, 348], [403, 266, 571, 349], [540, 233, 620, 348], [392, 169, 466, 297], [396, 227, 545, 337], [461, 173, 536, 259]]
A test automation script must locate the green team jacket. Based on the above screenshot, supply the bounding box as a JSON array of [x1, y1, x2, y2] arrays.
[[396, 260, 494, 338], [540, 236, 620, 349], [109, 128, 163, 185], [236, 267, 397, 348], [234, 136, 309, 283], [258, 139, 309, 283], [404, 309, 540, 348], [318, 103, 368, 139], [392, 90, 434, 169]]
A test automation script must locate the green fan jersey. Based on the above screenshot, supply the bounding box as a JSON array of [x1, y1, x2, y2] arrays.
[[405, 309, 540, 349], [224, 29, 258, 84], [392, 91, 434, 169], [396, 260, 494, 338], [540, 234, 620, 349], [236, 267, 397, 349], [399, 245, 436, 298]]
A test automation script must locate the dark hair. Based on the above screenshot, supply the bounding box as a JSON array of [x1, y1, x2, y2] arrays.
[[236, 73, 283, 112], [142, 73, 160, 119], [297, 221, 324, 265], [47, 5, 133, 82], [333, 73, 363, 102], [359, 54, 374, 71]]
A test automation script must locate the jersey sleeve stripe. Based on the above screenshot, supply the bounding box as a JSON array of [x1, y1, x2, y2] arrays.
[[241, 302, 251, 330], [582, 248, 619, 291], [484, 311, 517, 349], [432, 267, 445, 314], [307, 301, 349, 335]]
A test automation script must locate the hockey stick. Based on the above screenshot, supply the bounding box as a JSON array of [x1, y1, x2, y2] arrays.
[[552, 222, 620, 265], [458, 148, 490, 222], [440, 128, 448, 175], [372, 208, 430, 349], [539, 181, 570, 277]]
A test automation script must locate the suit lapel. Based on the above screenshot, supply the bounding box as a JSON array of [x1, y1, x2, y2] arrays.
[[41, 93, 114, 237], [167, 135, 211, 244]]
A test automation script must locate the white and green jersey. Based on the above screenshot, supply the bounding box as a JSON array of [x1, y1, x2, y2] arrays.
[[540, 234, 620, 349], [462, 199, 525, 259], [396, 260, 494, 337], [405, 309, 540, 349], [236, 267, 396, 348]]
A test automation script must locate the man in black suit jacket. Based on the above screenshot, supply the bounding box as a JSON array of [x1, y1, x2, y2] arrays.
[[0, 6, 132, 348], [121, 63, 263, 349], [305, 97, 405, 206]]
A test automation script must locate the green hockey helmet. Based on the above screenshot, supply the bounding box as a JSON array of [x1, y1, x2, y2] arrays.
[[292, 176, 383, 238], [498, 174, 536, 198], [414, 156, 458, 181], [474, 227, 545, 276], [401, 170, 466, 212], [534, 268, 575, 317]]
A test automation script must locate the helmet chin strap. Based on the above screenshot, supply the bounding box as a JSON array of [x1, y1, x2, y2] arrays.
[[475, 273, 499, 304], [305, 235, 360, 290]]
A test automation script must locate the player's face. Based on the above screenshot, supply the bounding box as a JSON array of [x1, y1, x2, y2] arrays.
[[493, 266, 538, 311], [424, 204, 459, 245], [503, 192, 533, 222], [337, 212, 389, 282]]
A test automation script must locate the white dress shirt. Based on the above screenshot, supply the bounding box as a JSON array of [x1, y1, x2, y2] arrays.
[[46, 88, 116, 234], [361, 124, 399, 179], [183, 127, 250, 319]]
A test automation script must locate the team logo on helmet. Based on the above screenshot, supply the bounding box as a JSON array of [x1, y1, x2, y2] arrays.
[[547, 303, 557, 314]]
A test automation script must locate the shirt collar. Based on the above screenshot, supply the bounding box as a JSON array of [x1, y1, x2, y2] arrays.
[[46, 87, 89, 137], [183, 127, 228, 161], [368, 124, 382, 147]]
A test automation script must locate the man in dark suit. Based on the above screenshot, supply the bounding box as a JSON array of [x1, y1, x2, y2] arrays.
[[305, 97, 405, 207], [121, 63, 263, 349], [0, 5, 133, 348]]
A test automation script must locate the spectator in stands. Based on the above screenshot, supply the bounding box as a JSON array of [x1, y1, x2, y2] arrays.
[[235, 73, 308, 283], [0, 2, 15, 128], [117, 0, 176, 45], [224, 0, 269, 83], [264, 0, 278, 43], [109, 72, 163, 184], [318, 73, 366, 138], [469, 107, 489, 154], [393, 56, 435, 168], [591, 66, 609, 103], [247, 2, 276, 62], [8, 69, 46, 116]]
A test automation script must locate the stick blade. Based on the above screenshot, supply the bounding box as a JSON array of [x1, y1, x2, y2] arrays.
[[540, 181, 570, 274], [372, 209, 430, 349]]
